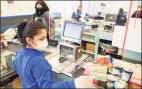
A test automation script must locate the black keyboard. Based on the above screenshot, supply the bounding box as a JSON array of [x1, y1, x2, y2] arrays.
[[59, 57, 68, 63]]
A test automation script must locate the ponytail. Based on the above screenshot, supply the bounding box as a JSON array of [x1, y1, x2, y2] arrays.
[[17, 21, 28, 44]]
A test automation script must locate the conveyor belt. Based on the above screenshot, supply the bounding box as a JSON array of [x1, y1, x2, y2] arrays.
[[4, 43, 21, 52]]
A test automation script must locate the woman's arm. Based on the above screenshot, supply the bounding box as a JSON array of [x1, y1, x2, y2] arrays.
[[31, 58, 75, 88]]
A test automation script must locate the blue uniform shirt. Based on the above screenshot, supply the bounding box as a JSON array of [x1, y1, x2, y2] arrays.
[[77, 9, 82, 16], [12, 47, 75, 88]]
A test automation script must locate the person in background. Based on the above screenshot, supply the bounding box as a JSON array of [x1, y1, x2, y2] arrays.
[[34, 0, 49, 28], [12, 21, 93, 88], [76, 6, 82, 21], [34, 0, 50, 41], [116, 8, 127, 26], [98, 3, 106, 17], [34, 0, 49, 18], [132, 5, 142, 18], [77, 6, 82, 16]]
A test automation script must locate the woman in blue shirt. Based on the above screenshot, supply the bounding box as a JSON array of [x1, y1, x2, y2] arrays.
[[12, 21, 93, 88]]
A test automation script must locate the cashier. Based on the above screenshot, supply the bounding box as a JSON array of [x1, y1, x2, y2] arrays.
[[77, 6, 82, 16], [132, 5, 142, 18], [76, 6, 82, 21], [12, 21, 93, 88], [116, 8, 127, 26]]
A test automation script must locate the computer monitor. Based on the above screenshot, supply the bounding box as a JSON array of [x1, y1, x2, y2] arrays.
[[61, 20, 85, 44], [105, 14, 118, 23]]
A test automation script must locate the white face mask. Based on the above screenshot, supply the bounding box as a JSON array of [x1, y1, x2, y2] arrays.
[[138, 8, 141, 11], [33, 39, 48, 51]]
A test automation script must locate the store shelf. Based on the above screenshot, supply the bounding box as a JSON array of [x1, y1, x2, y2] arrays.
[[82, 38, 96, 43], [83, 32, 97, 36], [81, 50, 94, 55]]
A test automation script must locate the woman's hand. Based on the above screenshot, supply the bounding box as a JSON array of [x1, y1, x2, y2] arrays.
[[75, 76, 93, 88], [0, 34, 8, 48]]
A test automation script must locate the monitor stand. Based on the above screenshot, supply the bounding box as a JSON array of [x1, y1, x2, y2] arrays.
[[67, 42, 82, 60], [59, 42, 82, 62]]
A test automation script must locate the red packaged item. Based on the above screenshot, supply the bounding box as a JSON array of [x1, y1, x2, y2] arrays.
[[129, 73, 141, 89], [82, 67, 92, 76], [93, 78, 99, 85]]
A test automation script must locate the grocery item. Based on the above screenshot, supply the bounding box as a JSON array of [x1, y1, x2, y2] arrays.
[[3, 28, 17, 40], [114, 79, 128, 88], [107, 74, 120, 88], [114, 65, 123, 77], [91, 84, 104, 89], [95, 56, 113, 69], [107, 80, 114, 89], [93, 78, 99, 85], [92, 65, 108, 74], [121, 67, 133, 82], [129, 72, 141, 88], [1, 65, 3, 70], [107, 74, 119, 82], [86, 43, 95, 52], [99, 80, 107, 88], [91, 65, 108, 81], [108, 68, 120, 76]]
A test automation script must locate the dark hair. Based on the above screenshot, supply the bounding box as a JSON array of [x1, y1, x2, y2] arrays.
[[116, 8, 126, 23], [79, 6, 82, 8], [37, 0, 44, 4], [118, 8, 124, 15], [36, 0, 49, 11], [17, 21, 46, 47], [101, 3, 105, 6]]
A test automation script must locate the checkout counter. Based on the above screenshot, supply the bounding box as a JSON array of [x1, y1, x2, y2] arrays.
[[1, 17, 141, 88], [1, 42, 141, 88], [0, 42, 91, 87], [0, 43, 59, 87]]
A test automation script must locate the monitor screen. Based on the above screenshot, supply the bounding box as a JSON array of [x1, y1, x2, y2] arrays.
[[62, 21, 84, 44], [64, 22, 82, 40], [105, 14, 118, 22]]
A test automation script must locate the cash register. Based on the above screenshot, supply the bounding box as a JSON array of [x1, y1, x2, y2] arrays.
[[59, 20, 85, 63], [104, 14, 118, 32]]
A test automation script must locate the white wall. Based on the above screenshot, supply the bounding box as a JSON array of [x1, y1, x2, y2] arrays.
[[82, 1, 141, 16], [48, 1, 80, 18], [1, 1, 79, 17], [1, 1, 141, 17], [112, 18, 141, 53], [1, 1, 35, 16], [1, 1, 49, 17]]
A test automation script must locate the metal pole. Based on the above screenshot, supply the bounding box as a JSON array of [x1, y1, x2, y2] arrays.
[[121, 0, 133, 56]]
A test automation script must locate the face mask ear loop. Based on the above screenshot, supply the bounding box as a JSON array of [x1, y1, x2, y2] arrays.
[[30, 39, 37, 50]]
